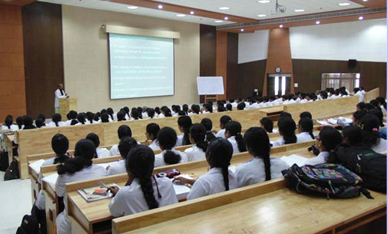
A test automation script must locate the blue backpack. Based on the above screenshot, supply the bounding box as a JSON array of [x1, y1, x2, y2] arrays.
[[282, 163, 373, 199]]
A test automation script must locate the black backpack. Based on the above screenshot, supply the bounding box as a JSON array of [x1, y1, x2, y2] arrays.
[[0, 151, 9, 171], [16, 214, 40, 234], [334, 146, 387, 193], [4, 159, 19, 181]]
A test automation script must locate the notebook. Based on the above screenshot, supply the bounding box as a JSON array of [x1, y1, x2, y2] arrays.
[[29, 159, 46, 174], [280, 154, 308, 167], [78, 183, 119, 202], [42, 173, 58, 186]]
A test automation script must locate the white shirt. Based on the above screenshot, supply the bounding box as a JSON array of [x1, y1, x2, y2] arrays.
[[158, 113, 165, 118], [110, 145, 120, 156], [305, 151, 329, 165], [227, 136, 240, 154], [272, 138, 285, 147], [184, 145, 206, 162], [54, 89, 67, 108], [187, 168, 237, 200], [106, 160, 126, 176], [1, 124, 19, 131], [248, 103, 259, 110], [97, 147, 111, 158], [296, 132, 314, 143], [371, 138, 387, 153], [235, 157, 289, 188], [109, 177, 178, 217], [46, 121, 66, 128], [148, 140, 161, 151], [154, 149, 188, 167], [216, 129, 226, 138], [176, 135, 184, 147]]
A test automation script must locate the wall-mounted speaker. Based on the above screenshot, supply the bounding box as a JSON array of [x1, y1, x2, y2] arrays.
[[348, 59, 357, 68]]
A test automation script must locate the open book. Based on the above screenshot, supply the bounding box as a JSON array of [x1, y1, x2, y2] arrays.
[[78, 183, 119, 202], [280, 154, 308, 167]]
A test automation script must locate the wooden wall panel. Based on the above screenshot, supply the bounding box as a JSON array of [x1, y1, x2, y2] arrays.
[[22, 2, 64, 118], [226, 33, 238, 99], [0, 4, 26, 122], [236, 60, 267, 98], [292, 59, 387, 97], [216, 31, 228, 100], [199, 24, 216, 103]]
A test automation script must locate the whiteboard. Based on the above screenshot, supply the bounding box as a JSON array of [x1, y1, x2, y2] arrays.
[[196, 76, 225, 95]]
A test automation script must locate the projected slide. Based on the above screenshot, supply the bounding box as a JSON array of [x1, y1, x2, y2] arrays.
[[109, 33, 174, 99]]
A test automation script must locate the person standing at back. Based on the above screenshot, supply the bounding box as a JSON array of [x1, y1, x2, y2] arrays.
[[54, 83, 68, 114]]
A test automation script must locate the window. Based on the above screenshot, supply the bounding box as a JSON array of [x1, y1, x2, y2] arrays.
[[321, 73, 360, 91]]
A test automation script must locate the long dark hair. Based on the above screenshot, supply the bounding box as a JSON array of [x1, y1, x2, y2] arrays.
[[201, 118, 216, 142], [52, 113, 62, 127], [319, 126, 342, 160], [206, 138, 233, 191], [16, 116, 24, 129], [4, 115, 13, 129], [244, 127, 271, 181], [77, 113, 86, 125], [342, 126, 363, 146], [57, 139, 96, 175], [146, 123, 160, 141], [190, 124, 208, 152], [126, 145, 159, 210], [298, 117, 315, 139], [278, 117, 297, 144], [225, 121, 246, 152], [157, 127, 181, 164], [360, 114, 381, 148], [177, 116, 192, 146], [51, 134, 69, 164], [118, 137, 138, 159], [220, 115, 232, 129], [107, 108, 114, 120], [260, 117, 273, 133], [118, 125, 132, 139], [86, 133, 100, 158], [376, 97, 387, 110]]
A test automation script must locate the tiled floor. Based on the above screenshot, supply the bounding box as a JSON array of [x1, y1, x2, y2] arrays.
[[0, 171, 32, 234]]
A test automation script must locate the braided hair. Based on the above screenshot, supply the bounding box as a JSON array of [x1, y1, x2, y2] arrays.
[[206, 138, 233, 191], [244, 127, 271, 181], [51, 134, 69, 164], [86, 133, 101, 158], [298, 117, 315, 140], [177, 116, 193, 146], [57, 139, 95, 175], [201, 118, 216, 142], [190, 124, 208, 152], [126, 145, 159, 210], [225, 121, 246, 152], [278, 117, 297, 144], [52, 113, 62, 127], [157, 127, 181, 164]]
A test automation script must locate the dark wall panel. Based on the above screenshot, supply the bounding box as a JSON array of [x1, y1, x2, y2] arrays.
[[236, 60, 267, 98], [199, 24, 216, 103], [292, 59, 386, 96], [226, 32, 238, 99], [22, 2, 64, 118]]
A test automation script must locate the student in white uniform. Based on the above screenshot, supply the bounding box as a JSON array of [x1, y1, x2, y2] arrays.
[[46, 113, 65, 128], [54, 83, 68, 113], [56, 139, 106, 234], [216, 115, 232, 139], [110, 125, 133, 156], [260, 117, 274, 134], [147, 108, 156, 119], [176, 116, 193, 147], [106, 137, 138, 176], [86, 133, 111, 158], [1, 115, 19, 131], [360, 114, 387, 153], [184, 124, 207, 162], [200, 118, 216, 142], [75, 113, 88, 125], [174, 138, 237, 200], [108, 145, 178, 217], [272, 117, 297, 147], [376, 97, 387, 114], [235, 127, 289, 187], [64, 111, 77, 126], [145, 123, 161, 151], [225, 121, 247, 154], [296, 118, 315, 143], [154, 127, 188, 167], [305, 126, 342, 165]]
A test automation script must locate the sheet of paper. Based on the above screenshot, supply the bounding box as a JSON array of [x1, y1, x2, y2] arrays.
[[327, 118, 337, 125], [280, 154, 308, 167], [42, 173, 58, 186], [316, 120, 330, 125], [173, 183, 191, 199], [29, 159, 46, 174]]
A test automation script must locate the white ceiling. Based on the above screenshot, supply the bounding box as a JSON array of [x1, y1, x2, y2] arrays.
[[41, 0, 364, 26]]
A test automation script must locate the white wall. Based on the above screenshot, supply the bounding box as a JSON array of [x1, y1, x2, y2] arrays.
[[290, 19, 387, 62], [238, 30, 269, 64]]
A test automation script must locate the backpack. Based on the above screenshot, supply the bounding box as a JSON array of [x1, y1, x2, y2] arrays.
[[4, 159, 20, 181], [335, 146, 387, 193], [16, 214, 40, 234], [0, 151, 9, 171], [282, 163, 373, 199]]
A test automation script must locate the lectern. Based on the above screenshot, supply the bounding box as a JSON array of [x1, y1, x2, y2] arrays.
[[59, 98, 78, 116]]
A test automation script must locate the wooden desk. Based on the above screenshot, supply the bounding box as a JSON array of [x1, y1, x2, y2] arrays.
[[259, 106, 284, 121], [65, 141, 315, 234], [4, 133, 15, 167]]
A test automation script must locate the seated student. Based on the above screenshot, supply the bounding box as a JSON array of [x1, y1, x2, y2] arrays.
[[116, 111, 126, 121], [76, 113, 88, 125], [141, 107, 149, 119], [182, 104, 189, 115], [235, 127, 289, 187], [184, 124, 207, 162], [171, 105, 181, 117], [176, 116, 192, 146], [226, 103, 232, 111], [360, 114, 387, 153], [147, 108, 156, 119], [300, 111, 312, 120], [108, 145, 178, 217], [225, 121, 247, 154], [70, 119, 79, 125], [178, 111, 186, 116], [35, 118, 45, 128], [146, 123, 161, 151], [154, 127, 188, 167], [136, 107, 144, 119], [106, 137, 138, 176], [47, 113, 65, 127], [216, 115, 232, 139], [237, 102, 246, 110], [188, 104, 200, 115], [130, 108, 141, 120], [280, 112, 292, 119], [376, 97, 387, 114], [65, 111, 77, 126], [356, 102, 366, 112], [305, 126, 342, 165], [86, 112, 95, 124], [154, 107, 161, 118], [86, 133, 111, 158], [260, 117, 274, 133], [272, 117, 297, 147], [352, 110, 366, 127], [174, 138, 237, 200], [23, 116, 36, 130], [107, 108, 115, 121], [55, 139, 106, 234], [110, 125, 133, 156], [201, 103, 212, 114], [42, 134, 70, 167], [161, 106, 173, 117], [369, 108, 385, 128], [2, 115, 18, 131], [201, 118, 216, 142], [296, 117, 315, 142]]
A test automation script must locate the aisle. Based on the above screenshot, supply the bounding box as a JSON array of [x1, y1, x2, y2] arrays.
[[0, 172, 32, 234]]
